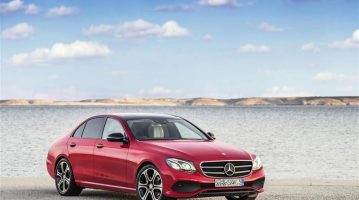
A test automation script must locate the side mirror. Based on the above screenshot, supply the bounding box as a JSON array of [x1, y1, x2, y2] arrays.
[[207, 132, 216, 140], [107, 132, 129, 143]]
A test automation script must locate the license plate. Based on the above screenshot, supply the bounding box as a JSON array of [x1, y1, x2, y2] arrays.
[[214, 178, 244, 187]]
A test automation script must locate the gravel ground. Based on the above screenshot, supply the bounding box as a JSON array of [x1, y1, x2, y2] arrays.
[[1, 178, 358, 200]]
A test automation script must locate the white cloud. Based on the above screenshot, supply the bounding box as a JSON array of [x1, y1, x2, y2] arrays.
[[258, 22, 284, 32], [46, 5, 79, 17], [25, 3, 39, 14], [0, 0, 39, 15], [84, 19, 189, 39], [155, 4, 194, 11], [0, 0, 23, 13], [239, 44, 271, 53], [84, 24, 113, 35], [263, 86, 312, 97], [198, 0, 254, 7], [198, 0, 236, 7], [1, 23, 34, 40], [161, 21, 189, 37], [330, 29, 359, 49], [203, 33, 214, 40], [301, 43, 320, 52], [314, 72, 357, 81], [10, 40, 111, 65]]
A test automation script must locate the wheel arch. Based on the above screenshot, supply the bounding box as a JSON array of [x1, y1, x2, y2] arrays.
[[55, 155, 69, 167], [54, 155, 71, 176], [136, 161, 156, 177], [135, 160, 166, 200]]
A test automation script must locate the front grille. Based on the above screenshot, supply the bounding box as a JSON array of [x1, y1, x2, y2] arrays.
[[200, 160, 252, 178]]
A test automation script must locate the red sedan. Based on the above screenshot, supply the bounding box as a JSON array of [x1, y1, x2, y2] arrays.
[[47, 113, 265, 200]]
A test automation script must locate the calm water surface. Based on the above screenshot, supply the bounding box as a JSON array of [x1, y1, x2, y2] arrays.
[[0, 106, 358, 180]]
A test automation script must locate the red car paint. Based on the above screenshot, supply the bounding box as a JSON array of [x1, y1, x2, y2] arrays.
[[47, 113, 265, 198]]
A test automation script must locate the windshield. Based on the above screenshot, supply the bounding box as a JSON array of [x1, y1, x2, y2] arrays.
[[126, 118, 209, 140]]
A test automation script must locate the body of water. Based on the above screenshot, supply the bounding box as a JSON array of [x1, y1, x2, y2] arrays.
[[0, 106, 358, 181]]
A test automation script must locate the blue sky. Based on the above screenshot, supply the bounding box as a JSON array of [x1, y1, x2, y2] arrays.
[[1, 0, 358, 100]]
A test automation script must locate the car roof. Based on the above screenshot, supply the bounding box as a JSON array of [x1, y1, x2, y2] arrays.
[[102, 113, 182, 120]]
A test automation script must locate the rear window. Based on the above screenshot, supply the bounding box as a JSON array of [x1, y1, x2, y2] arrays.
[[73, 123, 85, 138], [82, 118, 106, 139]]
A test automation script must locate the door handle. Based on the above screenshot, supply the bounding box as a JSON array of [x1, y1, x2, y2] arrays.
[[96, 144, 104, 148], [69, 142, 76, 147]]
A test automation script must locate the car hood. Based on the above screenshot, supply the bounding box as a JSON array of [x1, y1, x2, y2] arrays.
[[142, 140, 253, 162]]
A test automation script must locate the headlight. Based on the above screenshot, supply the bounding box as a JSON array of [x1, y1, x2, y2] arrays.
[[166, 158, 196, 173], [252, 156, 262, 170]]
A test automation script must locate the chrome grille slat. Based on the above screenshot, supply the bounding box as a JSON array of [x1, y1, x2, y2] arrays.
[[200, 160, 252, 178], [234, 170, 250, 174], [205, 172, 225, 174], [201, 166, 223, 169], [235, 165, 252, 168]]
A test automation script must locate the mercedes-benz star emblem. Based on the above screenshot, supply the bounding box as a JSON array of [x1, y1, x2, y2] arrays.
[[224, 163, 235, 176]]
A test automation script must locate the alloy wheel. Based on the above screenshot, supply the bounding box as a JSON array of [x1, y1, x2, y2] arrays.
[[138, 168, 163, 200], [56, 160, 71, 194]]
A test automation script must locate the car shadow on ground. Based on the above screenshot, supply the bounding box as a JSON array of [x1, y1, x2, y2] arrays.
[[1, 188, 137, 200], [78, 190, 215, 200], [78, 190, 137, 199], [61, 190, 213, 200], [1, 188, 215, 200]]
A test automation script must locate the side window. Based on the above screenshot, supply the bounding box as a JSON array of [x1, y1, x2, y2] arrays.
[[102, 118, 125, 139], [73, 123, 86, 138], [82, 118, 106, 139]]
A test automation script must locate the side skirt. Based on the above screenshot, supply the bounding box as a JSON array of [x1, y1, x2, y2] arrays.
[[76, 180, 136, 194]]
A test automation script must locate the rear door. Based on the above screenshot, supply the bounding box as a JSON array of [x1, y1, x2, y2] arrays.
[[93, 117, 130, 187], [67, 117, 106, 183]]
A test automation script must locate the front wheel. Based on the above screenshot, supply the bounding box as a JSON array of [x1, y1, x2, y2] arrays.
[[136, 164, 164, 200], [226, 193, 258, 200], [55, 158, 83, 196]]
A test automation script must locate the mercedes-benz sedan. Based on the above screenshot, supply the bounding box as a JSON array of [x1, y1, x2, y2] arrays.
[[47, 113, 265, 200]]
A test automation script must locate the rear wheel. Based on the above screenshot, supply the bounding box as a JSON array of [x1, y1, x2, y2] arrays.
[[225, 193, 258, 200], [136, 164, 164, 200], [55, 158, 82, 196]]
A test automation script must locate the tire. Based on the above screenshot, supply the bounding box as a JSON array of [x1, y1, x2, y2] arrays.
[[136, 164, 165, 200], [55, 158, 83, 196], [226, 193, 258, 200]]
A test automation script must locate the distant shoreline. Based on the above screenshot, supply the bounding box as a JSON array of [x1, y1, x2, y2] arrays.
[[1, 96, 358, 106]]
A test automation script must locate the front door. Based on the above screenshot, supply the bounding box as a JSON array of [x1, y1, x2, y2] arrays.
[[93, 117, 130, 187]]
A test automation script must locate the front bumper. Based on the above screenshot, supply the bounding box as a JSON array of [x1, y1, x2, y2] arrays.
[[161, 166, 265, 198]]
